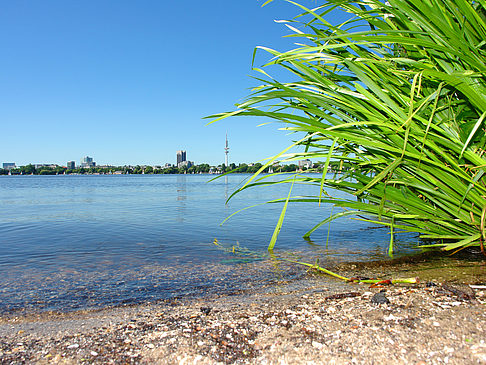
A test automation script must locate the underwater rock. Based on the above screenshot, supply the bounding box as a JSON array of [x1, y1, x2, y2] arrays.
[[371, 291, 390, 305]]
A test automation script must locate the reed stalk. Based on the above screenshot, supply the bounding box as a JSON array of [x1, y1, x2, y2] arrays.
[[209, 0, 486, 255], [214, 239, 418, 284]]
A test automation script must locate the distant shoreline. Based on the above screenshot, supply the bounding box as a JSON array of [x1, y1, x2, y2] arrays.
[[1, 161, 334, 176]]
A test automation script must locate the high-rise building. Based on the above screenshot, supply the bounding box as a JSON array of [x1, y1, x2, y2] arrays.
[[81, 156, 96, 168], [67, 161, 76, 170], [176, 150, 186, 167]]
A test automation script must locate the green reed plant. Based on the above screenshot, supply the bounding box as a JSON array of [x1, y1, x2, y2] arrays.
[[213, 239, 418, 284], [209, 0, 486, 256]]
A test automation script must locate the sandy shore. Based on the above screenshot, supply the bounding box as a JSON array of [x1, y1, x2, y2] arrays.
[[0, 273, 485, 364]]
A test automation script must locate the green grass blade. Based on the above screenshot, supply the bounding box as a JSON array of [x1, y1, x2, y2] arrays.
[[268, 177, 295, 252]]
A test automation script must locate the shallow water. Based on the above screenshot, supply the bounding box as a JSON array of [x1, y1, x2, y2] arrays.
[[0, 174, 422, 313]]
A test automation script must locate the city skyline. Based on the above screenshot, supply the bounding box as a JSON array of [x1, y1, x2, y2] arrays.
[[3, 135, 233, 168], [2, 140, 315, 174], [2, 148, 236, 169], [0, 1, 336, 168]]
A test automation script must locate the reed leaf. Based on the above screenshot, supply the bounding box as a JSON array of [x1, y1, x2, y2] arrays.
[[209, 0, 486, 255]]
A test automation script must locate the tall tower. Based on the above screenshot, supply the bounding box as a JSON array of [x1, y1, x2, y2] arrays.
[[176, 150, 186, 167], [224, 133, 229, 167]]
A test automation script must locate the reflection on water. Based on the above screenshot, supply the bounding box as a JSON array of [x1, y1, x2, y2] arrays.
[[176, 175, 187, 223], [0, 174, 423, 313], [176, 174, 187, 201]]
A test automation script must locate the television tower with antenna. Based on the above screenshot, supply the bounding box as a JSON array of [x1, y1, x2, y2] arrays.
[[225, 133, 229, 167]]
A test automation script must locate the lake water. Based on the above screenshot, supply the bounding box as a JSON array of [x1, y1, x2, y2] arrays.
[[0, 174, 418, 313]]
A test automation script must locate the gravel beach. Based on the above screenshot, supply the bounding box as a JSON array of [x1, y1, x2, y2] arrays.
[[1, 272, 485, 364]]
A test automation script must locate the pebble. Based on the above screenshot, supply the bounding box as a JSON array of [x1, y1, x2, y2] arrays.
[[383, 314, 400, 321], [1, 282, 485, 364], [371, 292, 390, 304], [200, 307, 212, 315]]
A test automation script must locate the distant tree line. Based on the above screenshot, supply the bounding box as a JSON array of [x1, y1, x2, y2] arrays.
[[0, 162, 327, 176]]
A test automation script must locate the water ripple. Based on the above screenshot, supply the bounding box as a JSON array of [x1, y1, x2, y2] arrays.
[[0, 174, 419, 313]]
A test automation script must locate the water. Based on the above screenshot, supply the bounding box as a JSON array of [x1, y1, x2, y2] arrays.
[[0, 174, 418, 313]]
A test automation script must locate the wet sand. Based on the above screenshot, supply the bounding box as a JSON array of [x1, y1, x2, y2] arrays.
[[1, 257, 485, 364]]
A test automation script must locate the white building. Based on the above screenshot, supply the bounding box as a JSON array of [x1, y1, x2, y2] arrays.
[[298, 159, 313, 169], [178, 160, 193, 168]]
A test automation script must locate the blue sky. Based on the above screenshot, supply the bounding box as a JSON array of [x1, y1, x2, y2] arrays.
[[0, 0, 343, 167]]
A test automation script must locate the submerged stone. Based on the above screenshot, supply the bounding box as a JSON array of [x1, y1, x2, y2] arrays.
[[371, 291, 390, 305]]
